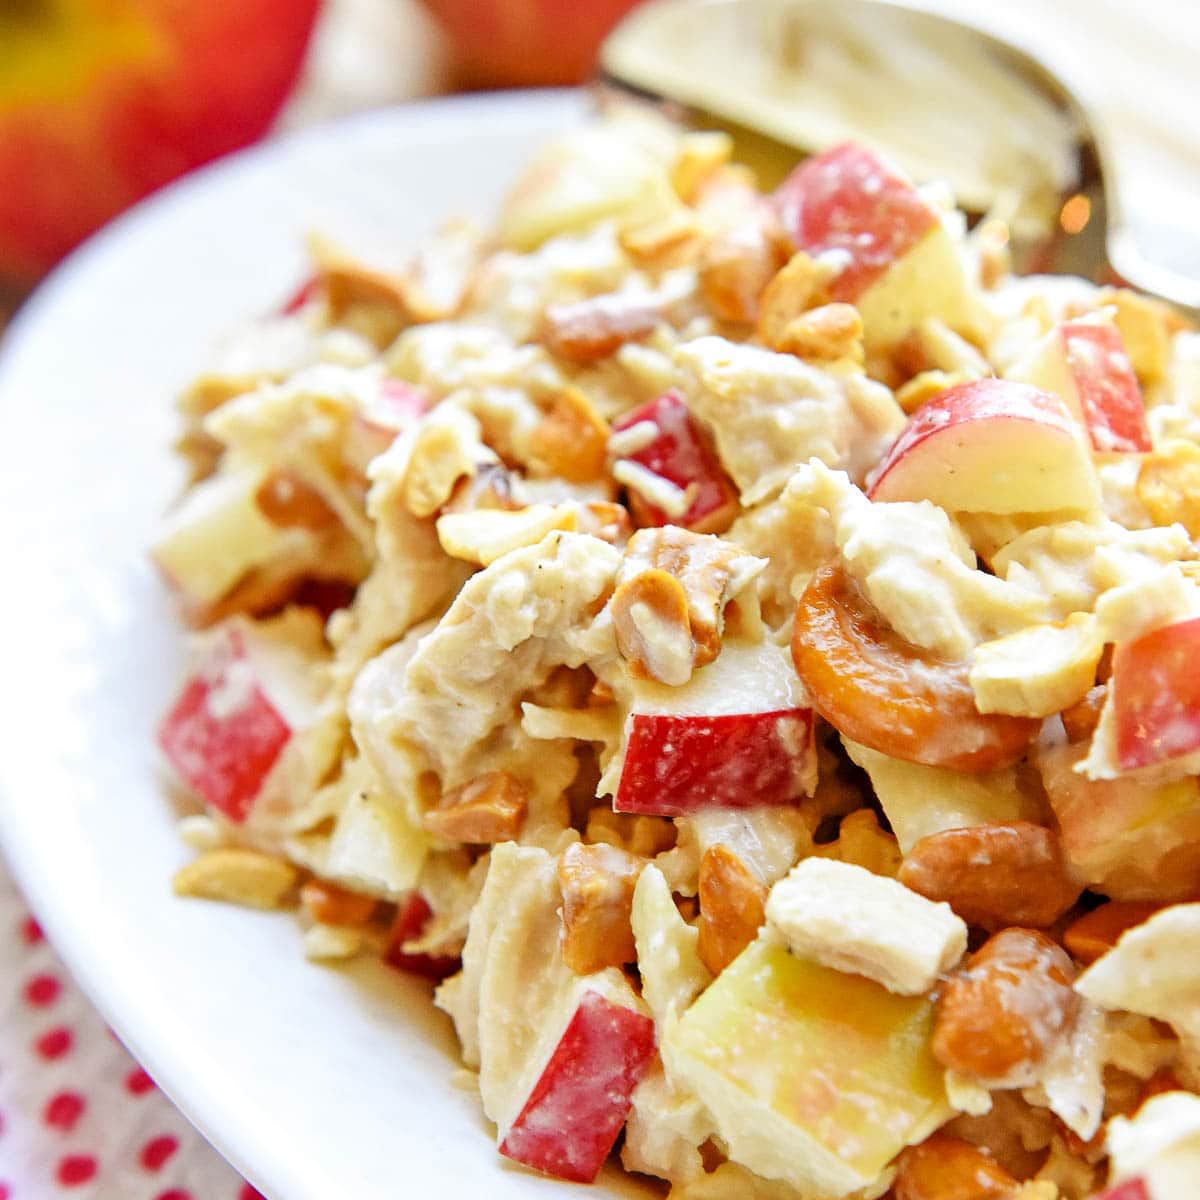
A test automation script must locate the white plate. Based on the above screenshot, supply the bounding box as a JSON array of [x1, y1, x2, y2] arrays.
[[0, 90, 652, 1200]]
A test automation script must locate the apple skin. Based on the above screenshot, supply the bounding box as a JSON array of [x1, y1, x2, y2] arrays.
[[1010, 319, 1151, 454], [418, 0, 646, 88], [1112, 616, 1200, 771], [611, 391, 738, 533], [1061, 322, 1150, 453], [0, 0, 321, 282], [383, 892, 460, 981], [867, 378, 1100, 514], [157, 626, 292, 823], [498, 989, 656, 1183], [614, 708, 815, 817], [1093, 1181, 1150, 1200], [773, 142, 939, 302]]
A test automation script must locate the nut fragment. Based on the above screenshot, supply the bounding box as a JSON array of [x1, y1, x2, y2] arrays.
[[540, 298, 661, 365], [173, 847, 299, 910], [612, 527, 753, 684], [1137, 439, 1200, 536], [1101, 286, 1183, 385], [898, 823, 1082, 931], [300, 879, 378, 927], [1061, 683, 1108, 744], [255, 470, 339, 530], [558, 841, 644, 975], [697, 174, 788, 323], [772, 303, 864, 363], [896, 369, 971, 415], [697, 845, 767, 976], [671, 130, 733, 203], [932, 928, 1079, 1086], [528, 385, 611, 481], [756, 251, 827, 348], [813, 808, 901, 878], [893, 1132, 1016, 1200], [1062, 900, 1164, 966], [423, 771, 527, 844], [402, 421, 485, 518]]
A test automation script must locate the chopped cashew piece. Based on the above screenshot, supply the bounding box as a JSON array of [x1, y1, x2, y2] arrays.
[[173, 848, 299, 909], [436, 504, 577, 566], [557, 841, 644, 974], [611, 527, 764, 685], [423, 771, 527, 844], [764, 858, 967, 995], [969, 613, 1104, 718], [697, 844, 769, 976]]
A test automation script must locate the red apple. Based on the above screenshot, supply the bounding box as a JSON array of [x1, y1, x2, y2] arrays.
[[383, 891, 460, 981], [498, 987, 656, 1183], [0, 0, 321, 283], [774, 142, 939, 303], [1091, 1181, 1150, 1200], [613, 640, 816, 816], [868, 378, 1100, 514], [1112, 616, 1200, 771], [157, 624, 292, 823], [610, 392, 738, 533], [418, 0, 646, 88], [1009, 319, 1150, 454]]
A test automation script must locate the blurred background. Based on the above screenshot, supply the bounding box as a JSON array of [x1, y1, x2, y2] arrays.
[[1, 0, 1197, 328]]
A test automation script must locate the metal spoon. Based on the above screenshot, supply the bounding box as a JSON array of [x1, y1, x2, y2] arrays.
[[600, 0, 1200, 322]]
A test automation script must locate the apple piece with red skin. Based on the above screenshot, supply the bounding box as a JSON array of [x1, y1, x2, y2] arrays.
[[0, 0, 320, 283], [773, 142, 985, 355], [1112, 616, 1200, 771], [157, 621, 307, 823], [418, 0, 645, 88], [612, 639, 817, 817], [610, 391, 739, 534], [867, 378, 1101, 515], [499, 986, 656, 1183], [383, 891, 460, 981], [1009, 318, 1150, 454]]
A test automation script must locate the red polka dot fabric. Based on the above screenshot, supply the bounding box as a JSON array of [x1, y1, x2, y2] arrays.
[[0, 857, 257, 1197]]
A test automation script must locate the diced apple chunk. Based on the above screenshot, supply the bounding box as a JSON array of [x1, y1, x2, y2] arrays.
[[1111, 616, 1200, 771], [153, 466, 293, 609], [774, 143, 984, 355], [612, 640, 816, 816], [868, 378, 1100, 515], [663, 934, 950, 1196], [157, 615, 325, 823], [610, 392, 738, 533], [1009, 316, 1150, 454], [499, 979, 657, 1183]]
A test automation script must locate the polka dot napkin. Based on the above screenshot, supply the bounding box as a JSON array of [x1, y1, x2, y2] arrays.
[[0, 855, 260, 1199]]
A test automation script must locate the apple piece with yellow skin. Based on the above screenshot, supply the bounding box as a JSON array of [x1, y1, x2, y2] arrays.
[[663, 934, 951, 1197], [773, 142, 986, 356], [1008, 317, 1151, 454], [868, 378, 1101, 515], [0, 0, 320, 283]]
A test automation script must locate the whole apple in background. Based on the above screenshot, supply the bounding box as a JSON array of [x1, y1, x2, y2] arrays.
[[417, 0, 646, 88], [0, 0, 321, 284]]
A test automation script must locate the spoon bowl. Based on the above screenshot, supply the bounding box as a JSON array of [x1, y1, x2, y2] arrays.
[[600, 0, 1200, 321]]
